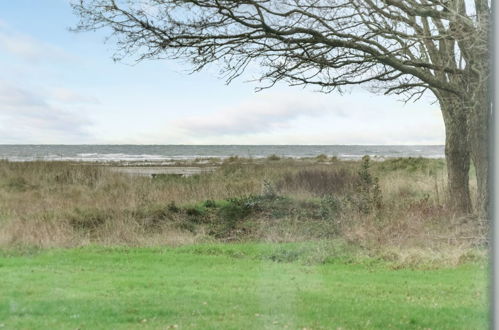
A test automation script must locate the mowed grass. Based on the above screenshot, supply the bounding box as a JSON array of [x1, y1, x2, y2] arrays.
[[0, 243, 488, 329]]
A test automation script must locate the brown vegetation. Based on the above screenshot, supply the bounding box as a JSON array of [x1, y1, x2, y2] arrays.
[[0, 158, 487, 262]]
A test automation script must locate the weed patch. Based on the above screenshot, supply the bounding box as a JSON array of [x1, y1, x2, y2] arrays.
[[68, 208, 112, 232], [4, 177, 33, 192], [277, 167, 358, 196], [378, 157, 445, 174]]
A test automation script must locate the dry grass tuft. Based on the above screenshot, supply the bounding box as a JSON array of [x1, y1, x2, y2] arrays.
[[277, 168, 358, 196]]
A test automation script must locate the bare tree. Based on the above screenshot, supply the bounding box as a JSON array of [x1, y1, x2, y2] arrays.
[[72, 0, 491, 215]]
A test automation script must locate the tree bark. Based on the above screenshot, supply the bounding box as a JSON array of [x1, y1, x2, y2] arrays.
[[468, 78, 490, 218], [459, 10, 490, 218], [439, 94, 473, 214]]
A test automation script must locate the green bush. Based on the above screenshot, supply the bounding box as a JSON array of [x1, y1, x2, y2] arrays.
[[355, 156, 383, 214], [319, 194, 341, 219], [218, 198, 252, 224], [315, 154, 329, 162], [185, 205, 207, 224], [203, 199, 217, 208]]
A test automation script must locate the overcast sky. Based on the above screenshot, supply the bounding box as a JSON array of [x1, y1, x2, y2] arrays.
[[0, 1, 445, 145]]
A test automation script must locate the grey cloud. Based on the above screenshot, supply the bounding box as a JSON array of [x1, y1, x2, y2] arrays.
[[0, 24, 75, 63], [0, 83, 45, 107], [0, 82, 93, 143], [165, 91, 444, 145], [174, 94, 339, 136]]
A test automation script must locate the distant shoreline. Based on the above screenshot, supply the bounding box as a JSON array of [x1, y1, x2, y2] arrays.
[[0, 154, 445, 166], [0, 144, 445, 163]]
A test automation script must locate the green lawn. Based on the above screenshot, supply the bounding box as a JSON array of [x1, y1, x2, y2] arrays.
[[0, 243, 489, 329]]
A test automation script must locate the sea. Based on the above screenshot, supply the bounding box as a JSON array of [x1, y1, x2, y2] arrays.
[[0, 145, 444, 163]]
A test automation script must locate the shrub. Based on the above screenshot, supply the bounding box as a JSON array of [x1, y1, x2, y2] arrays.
[[315, 154, 329, 162], [203, 199, 217, 208], [210, 194, 293, 238], [266, 154, 280, 161], [319, 194, 341, 219], [355, 156, 383, 214], [218, 198, 253, 223], [262, 179, 278, 199], [224, 155, 241, 163], [184, 205, 207, 225]]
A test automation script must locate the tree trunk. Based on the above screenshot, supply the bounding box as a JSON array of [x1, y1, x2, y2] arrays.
[[468, 86, 490, 218], [465, 52, 490, 218], [439, 94, 473, 214]]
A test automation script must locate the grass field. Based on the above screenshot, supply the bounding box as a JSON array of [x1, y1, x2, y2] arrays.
[[0, 242, 489, 329], [0, 158, 490, 328]]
